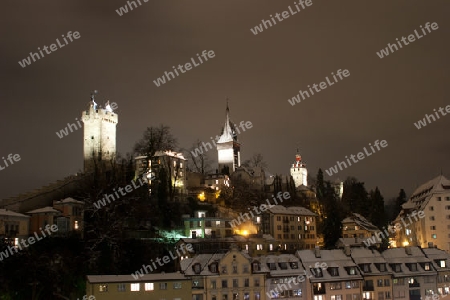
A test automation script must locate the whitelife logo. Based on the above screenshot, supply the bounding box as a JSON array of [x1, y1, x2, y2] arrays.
[[376, 22, 438, 59], [0, 153, 21, 172], [153, 50, 215, 87], [18, 31, 81, 68], [0, 225, 59, 261], [250, 0, 313, 35], [414, 105, 450, 129], [325, 140, 388, 176]]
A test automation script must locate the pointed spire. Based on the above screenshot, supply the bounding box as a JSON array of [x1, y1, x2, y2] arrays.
[[218, 99, 234, 143]]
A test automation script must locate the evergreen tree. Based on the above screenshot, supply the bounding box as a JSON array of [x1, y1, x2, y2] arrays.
[[322, 185, 342, 249], [392, 188, 407, 219], [368, 187, 386, 229], [316, 168, 326, 201]]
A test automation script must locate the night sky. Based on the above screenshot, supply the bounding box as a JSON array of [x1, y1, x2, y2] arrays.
[[1, 0, 449, 201]]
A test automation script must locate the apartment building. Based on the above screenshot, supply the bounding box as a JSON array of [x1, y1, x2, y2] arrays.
[[393, 175, 450, 251], [0, 209, 30, 245], [350, 247, 393, 300], [422, 247, 450, 296], [261, 205, 317, 251], [183, 210, 233, 239], [255, 254, 307, 299], [382, 247, 437, 300], [180, 245, 266, 300], [296, 247, 364, 300], [342, 213, 379, 239], [86, 273, 191, 300]]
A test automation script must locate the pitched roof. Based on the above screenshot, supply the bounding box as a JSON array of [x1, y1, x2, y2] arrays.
[[266, 205, 317, 216], [87, 272, 187, 283], [26, 207, 61, 214], [0, 209, 30, 218]]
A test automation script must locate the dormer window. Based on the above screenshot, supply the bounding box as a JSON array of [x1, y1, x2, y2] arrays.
[[310, 267, 323, 278], [193, 263, 201, 274], [390, 263, 402, 272], [437, 260, 447, 268], [268, 263, 277, 270], [345, 267, 356, 275], [279, 262, 288, 270], [421, 263, 431, 271], [406, 263, 417, 272], [375, 263, 386, 272], [209, 263, 218, 273], [328, 267, 339, 276], [359, 264, 371, 273], [252, 261, 260, 272], [290, 262, 298, 269]]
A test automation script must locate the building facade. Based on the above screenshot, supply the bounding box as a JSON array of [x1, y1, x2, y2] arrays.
[[217, 104, 240, 175], [82, 95, 118, 173]]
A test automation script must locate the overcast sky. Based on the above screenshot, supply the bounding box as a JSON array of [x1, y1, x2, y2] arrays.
[[1, 0, 449, 201]]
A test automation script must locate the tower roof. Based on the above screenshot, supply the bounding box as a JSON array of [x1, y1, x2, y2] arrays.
[[218, 101, 237, 143]]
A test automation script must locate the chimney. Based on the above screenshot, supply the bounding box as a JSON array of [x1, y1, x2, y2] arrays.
[[314, 245, 321, 258], [405, 246, 412, 255], [344, 245, 351, 256]]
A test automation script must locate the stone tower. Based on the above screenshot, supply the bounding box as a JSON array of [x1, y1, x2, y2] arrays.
[[290, 151, 307, 187], [81, 93, 118, 173], [217, 103, 240, 174]]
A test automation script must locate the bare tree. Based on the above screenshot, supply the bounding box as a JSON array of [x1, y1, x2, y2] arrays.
[[184, 139, 213, 175], [242, 153, 268, 170]]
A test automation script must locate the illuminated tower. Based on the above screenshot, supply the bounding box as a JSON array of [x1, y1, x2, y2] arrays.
[[217, 103, 240, 174], [290, 151, 307, 187], [81, 92, 118, 173]]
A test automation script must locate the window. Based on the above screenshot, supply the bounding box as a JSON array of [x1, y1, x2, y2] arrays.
[[406, 263, 417, 271], [351, 281, 359, 288], [359, 264, 371, 273], [210, 263, 217, 273], [256, 244, 263, 250], [173, 282, 182, 289], [211, 280, 216, 289], [193, 263, 201, 274], [331, 296, 342, 300], [385, 291, 391, 299], [376, 263, 386, 272], [233, 293, 238, 300], [393, 278, 405, 285], [378, 292, 384, 300], [377, 279, 383, 287], [431, 226, 436, 230], [447, 205, 450, 210], [384, 279, 390, 286], [430, 216, 435, 221], [277, 225, 282, 230], [233, 279, 238, 288], [223, 295, 228, 300], [268, 263, 277, 270], [159, 283, 167, 290], [131, 283, 140, 291], [118, 283, 126, 292], [244, 293, 250, 300], [430, 206, 434, 211], [438, 260, 447, 268], [243, 265, 249, 273], [311, 267, 323, 277], [252, 262, 260, 271], [99, 285, 108, 292], [330, 282, 342, 290], [347, 267, 356, 275], [432, 234, 437, 239], [244, 278, 249, 287], [423, 263, 431, 270], [232, 265, 238, 274], [222, 280, 227, 288], [144, 282, 154, 291], [446, 197, 450, 201], [254, 278, 260, 287], [345, 281, 351, 289], [221, 265, 227, 274], [277, 216, 281, 221], [255, 292, 260, 300], [329, 267, 339, 276]]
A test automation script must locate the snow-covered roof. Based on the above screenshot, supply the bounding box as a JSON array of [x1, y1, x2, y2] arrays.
[[266, 205, 317, 216], [53, 197, 84, 205], [217, 110, 234, 143], [382, 247, 436, 277], [296, 249, 362, 282], [87, 272, 187, 283], [422, 248, 450, 272], [26, 207, 61, 214], [350, 248, 391, 276], [0, 209, 30, 218], [255, 254, 305, 276], [342, 213, 379, 232]]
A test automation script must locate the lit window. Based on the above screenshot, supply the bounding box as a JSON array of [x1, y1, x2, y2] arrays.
[[173, 282, 182, 289], [145, 282, 154, 291], [130, 283, 140, 291], [432, 234, 437, 239], [74, 221, 79, 230], [99, 284, 108, 292]]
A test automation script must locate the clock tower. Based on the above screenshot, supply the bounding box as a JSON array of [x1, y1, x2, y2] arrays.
[[290, 151, 307, 187]]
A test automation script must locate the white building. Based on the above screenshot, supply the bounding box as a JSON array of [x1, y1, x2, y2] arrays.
[[217, 104, 240, 175], [290, 152, 307, 188], [393, 175, 450, 251], [82, 94, 118, 173]]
